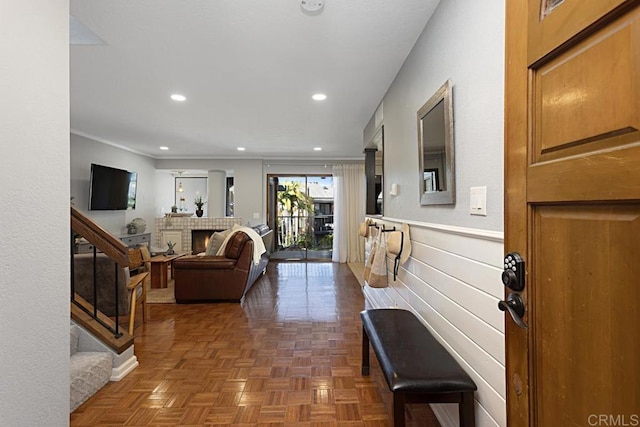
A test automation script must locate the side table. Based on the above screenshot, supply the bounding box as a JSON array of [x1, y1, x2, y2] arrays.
[[149, 251, 189, 289]]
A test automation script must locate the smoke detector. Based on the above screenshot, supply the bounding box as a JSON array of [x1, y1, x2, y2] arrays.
[[301, 0, 324, 13]]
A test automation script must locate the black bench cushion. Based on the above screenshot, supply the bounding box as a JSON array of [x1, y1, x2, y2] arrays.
[[361, 308, 477, 394]]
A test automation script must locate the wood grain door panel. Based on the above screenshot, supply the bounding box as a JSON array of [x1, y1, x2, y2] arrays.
[[533, 205, 640, 425], [533, 10, 640, 163], [506, 0, 640, 425], [527, 0, 631, 64], [527, 143, 640, 202]]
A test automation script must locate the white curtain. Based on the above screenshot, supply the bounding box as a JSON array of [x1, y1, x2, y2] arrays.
[[332, 163, 365, 263]]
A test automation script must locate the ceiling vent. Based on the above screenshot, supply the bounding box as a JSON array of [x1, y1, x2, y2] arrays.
[[300, 0, 325, 13]]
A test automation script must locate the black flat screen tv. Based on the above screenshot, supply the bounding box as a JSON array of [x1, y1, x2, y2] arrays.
[[89, 163, 137, 210]]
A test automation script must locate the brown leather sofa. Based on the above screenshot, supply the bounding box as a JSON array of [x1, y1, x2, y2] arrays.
[[173, 231, 268, 303]]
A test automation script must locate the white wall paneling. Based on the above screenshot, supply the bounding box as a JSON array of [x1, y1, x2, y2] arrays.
[[362, 218, 505, 427], [406, 244, 504, 330]]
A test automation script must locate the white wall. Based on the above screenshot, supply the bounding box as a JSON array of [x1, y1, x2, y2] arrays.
[[155, 159, 264, 225], [71, 133, 158, 237], [264, 162, 339, 176], [368, 0, 504, 232], [174, 176, 208, 215], [362, 1, 506, 426], [0, 0, 70, 425], [155, 160, 364, 226], [155, 170, 176, 216], [233, 160, 265, 225], [72, 145, 363, 230]]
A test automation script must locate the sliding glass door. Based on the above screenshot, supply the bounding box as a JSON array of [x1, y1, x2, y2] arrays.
[[268, 175, 333, 260]]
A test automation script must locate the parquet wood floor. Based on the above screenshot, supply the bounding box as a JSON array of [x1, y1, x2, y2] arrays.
[[71, 262, 440, 426]]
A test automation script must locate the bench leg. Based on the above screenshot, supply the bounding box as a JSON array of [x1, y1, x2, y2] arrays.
[[393, 392, 406, 427], [361, 325, 370, 376], [459, 391, 475, 427]]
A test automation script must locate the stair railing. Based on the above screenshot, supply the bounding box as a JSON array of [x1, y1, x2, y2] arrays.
[[70, 205, 130, 338]]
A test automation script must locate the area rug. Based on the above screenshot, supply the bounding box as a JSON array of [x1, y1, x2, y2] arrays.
[[146, 279, 176, 304]]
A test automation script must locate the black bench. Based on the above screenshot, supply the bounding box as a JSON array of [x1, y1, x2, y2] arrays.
[[361, 309, 477, 427]]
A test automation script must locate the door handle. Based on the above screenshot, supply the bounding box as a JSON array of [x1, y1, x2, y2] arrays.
[[498, 293, 528, 329]]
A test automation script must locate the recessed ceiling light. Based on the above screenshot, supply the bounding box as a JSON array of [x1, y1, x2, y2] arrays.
[[237, 147, 246, 151], [159, 146, 169, 150], [312, 93, 327, 101], [314, 147, 322, 151], [170, 94, 186, 102]]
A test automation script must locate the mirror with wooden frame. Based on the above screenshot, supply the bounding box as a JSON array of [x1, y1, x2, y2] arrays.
[[365, 126, 383, 215], [418, 79, 455, 205]]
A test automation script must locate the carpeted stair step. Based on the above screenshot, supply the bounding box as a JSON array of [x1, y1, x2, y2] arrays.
[[70, 324, 112, 413]]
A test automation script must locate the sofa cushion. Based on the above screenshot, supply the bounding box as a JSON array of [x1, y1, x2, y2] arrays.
[[174, 256, 237, 270], [205, 229, 231, 255], [224, 232, 250, 260], [252, 224, 270, 236]]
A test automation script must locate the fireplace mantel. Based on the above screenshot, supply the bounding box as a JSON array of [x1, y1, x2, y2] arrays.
[[154, 217, 243, 252]]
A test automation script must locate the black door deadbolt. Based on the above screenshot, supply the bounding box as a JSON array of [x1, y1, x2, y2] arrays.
[[502, 252, 525, 291]]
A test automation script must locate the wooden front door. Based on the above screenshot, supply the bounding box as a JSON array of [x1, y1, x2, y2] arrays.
[[505, 1, 640, 425]]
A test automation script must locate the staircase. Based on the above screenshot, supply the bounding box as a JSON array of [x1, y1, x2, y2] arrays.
[[69, 324, 112, 412], [69, 206, 140, 412]]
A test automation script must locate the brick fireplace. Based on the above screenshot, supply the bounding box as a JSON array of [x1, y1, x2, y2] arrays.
[[191, 229, 224, 254], [154, 217, 242, 253]]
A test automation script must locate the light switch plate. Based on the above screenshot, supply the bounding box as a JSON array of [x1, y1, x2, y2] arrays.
[[253, 212, 260, 219], [470, 186, 487, 216]]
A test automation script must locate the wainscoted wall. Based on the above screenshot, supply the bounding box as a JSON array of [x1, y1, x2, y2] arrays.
[[363, 217, 505, 427]]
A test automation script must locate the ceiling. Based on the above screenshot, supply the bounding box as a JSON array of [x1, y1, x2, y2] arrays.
[[70, 0, 439, 160]]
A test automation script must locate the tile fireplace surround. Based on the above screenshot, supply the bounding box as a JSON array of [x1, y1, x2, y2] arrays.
[[154, 217, 243, 252]]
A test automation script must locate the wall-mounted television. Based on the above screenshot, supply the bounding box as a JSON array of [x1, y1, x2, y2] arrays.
[[89, 163, 137, 210]]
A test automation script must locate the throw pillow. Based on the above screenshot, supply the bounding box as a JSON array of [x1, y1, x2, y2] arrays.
[[203, 232, 216, 255], [205, 229, 231, 256]]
